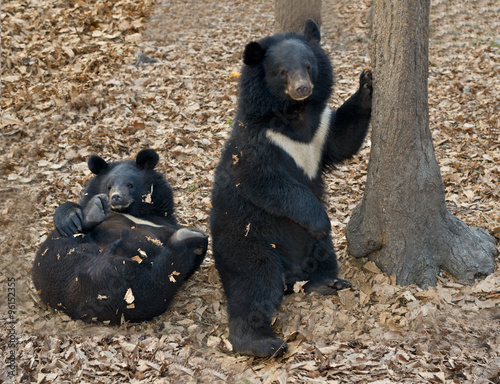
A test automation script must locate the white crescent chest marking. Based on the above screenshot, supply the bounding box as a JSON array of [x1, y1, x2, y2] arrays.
[[266, 106, 332, 179], [118, 213, 165, 228]]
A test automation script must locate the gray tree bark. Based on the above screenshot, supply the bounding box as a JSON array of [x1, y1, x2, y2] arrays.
[[345, 0, 497, 288], [275, 0, 322, 33]]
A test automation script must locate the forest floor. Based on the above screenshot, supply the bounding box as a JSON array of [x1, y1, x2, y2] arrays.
[[1, 0, 499, 382]]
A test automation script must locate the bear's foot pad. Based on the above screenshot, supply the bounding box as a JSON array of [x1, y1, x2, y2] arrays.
[[84, 194, 110, 227], [171, 228, 207, 241], [171, 228, 208, 255]]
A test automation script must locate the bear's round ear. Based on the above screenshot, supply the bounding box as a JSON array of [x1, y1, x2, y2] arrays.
[[243, 41, 267, 66], [136, 148, 159, 170], [88, 155, 109, 175], [304, 19, 321, 43]]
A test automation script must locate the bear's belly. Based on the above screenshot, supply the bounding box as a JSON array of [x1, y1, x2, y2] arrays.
[[91, 215, 173, 260], [211, 196, 315, 257]]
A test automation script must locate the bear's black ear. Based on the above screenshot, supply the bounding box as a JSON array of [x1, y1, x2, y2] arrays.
[[304, 19, 321, 43], [136, 148, 159, 170], [88, 155, 109, 175], [243, 41, 267, 65]]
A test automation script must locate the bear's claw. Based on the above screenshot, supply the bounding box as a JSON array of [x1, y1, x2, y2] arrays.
[[359, 68, 373, 110], [360, 68, 373, 89]]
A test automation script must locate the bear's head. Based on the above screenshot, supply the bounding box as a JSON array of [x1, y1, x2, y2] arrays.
[[243, 19, 326, 102], [86, 149, 175, 219]]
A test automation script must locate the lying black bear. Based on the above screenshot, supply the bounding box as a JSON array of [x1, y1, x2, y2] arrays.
[[210, 20, 372, 357], [32, 149, 208, 324]]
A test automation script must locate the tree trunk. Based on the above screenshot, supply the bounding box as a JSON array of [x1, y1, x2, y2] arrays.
[[275, 0, 321, 33], [345, 0, 497, 288]]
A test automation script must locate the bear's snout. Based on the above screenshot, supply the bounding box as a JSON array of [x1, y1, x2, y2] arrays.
[[109, 189, 132, 211], [287, 77, 313, 100], [111, 192, 123, 203], [294, 81, 312, 99]]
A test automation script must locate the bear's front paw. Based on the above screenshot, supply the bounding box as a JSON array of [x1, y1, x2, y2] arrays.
[[54, 203, 84, 237], [83, 194, 110, 229], [232, 337, 288, 358], [304, 278, 352, 295], [306, 210, 331, 238], [359, 68, 373, 90], [359, 68, 373, 110]]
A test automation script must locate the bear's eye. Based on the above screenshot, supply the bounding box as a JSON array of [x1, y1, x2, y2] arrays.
[[280, 69, 287, 76], [306, 64, 312, 72], [127, 183, 134, 189]]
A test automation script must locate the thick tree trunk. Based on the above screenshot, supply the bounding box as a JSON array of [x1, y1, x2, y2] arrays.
[[275, 0, 321, 33], [345, 0, 497, 288]]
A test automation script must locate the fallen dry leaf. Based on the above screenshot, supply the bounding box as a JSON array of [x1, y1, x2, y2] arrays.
[[142, 184, 154, 204], [131, 255, 143, 264], [124, 288, 135, 305], [169, 271, 181, 283]]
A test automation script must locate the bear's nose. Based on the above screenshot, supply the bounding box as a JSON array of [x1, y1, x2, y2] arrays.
[[295, 83, 310, 95], [111, 193, 123, 203], [289, 80, 313, 100]]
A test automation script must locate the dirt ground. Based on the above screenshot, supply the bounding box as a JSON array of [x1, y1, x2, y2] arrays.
[[1, 0, 499, 382]]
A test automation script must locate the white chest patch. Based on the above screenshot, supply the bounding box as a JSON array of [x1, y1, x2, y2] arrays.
[[118, 213, 165, 228], [266, 106, 332, 179]]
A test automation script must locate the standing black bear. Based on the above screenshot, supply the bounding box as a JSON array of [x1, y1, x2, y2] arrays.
[[210, 20, 372, 357], [32, 149, 208, 324]]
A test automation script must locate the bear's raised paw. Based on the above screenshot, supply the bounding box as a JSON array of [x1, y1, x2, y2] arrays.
[[83, 194, 110, 229], [360, 68, 373, 90], [359, 68, 373, 111]]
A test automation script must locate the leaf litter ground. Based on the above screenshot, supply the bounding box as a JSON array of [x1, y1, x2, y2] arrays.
[[1, 0, 499, 382]]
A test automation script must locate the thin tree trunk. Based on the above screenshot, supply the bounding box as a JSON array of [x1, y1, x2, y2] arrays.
[[345, 0, 497, 288], [275, 0, 321, 33]]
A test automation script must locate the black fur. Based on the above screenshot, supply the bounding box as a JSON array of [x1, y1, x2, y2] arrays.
[[32, 149, 208, 324], [210, 20, 372, 357]]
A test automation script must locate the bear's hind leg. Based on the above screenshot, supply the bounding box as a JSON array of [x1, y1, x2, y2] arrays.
[[170, 228, 208, 257], [83, 194, 110, 230], [227, 281, 287, 357], [168, 228, 208, 276], [218, 248, 287, 357]]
